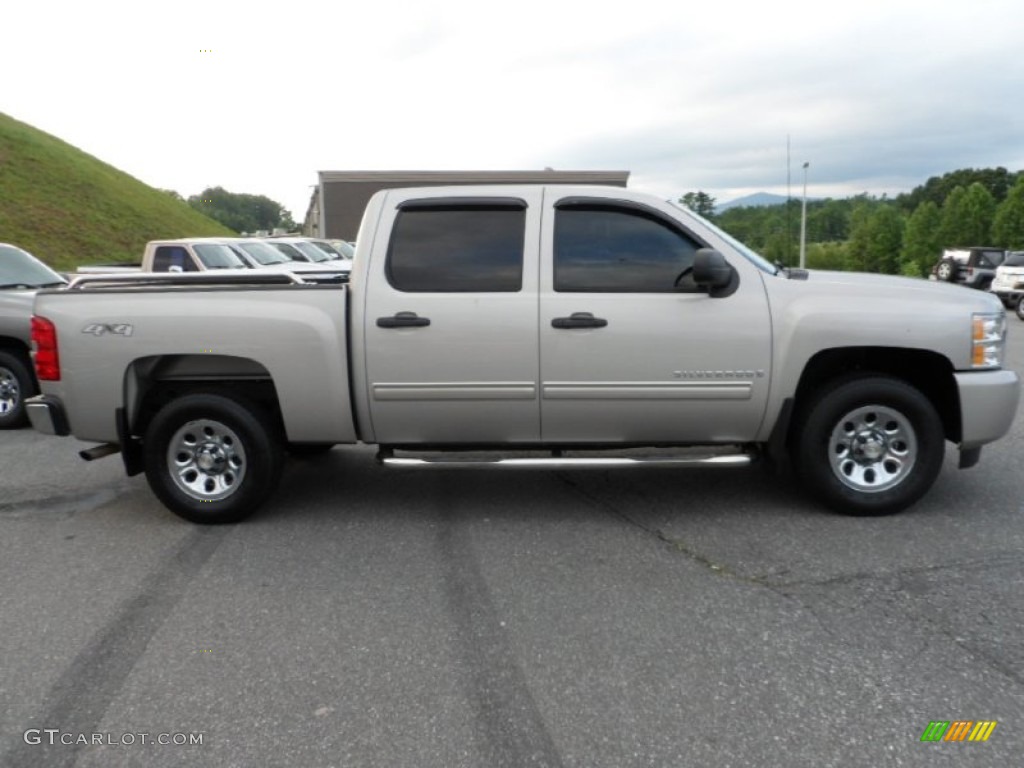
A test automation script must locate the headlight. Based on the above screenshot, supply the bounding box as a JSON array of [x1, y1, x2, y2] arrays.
[[971, 312, 1006, 368]]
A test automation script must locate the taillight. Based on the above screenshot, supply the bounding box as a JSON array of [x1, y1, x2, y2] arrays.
[[31, 316, 60, 381]]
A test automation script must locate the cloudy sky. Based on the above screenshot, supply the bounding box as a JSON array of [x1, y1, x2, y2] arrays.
[[4, 0, 1022, 219]]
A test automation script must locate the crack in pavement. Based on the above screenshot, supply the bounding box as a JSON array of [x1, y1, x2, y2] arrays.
[[554, 472, 1024, 688], [554, 472, 1024, 589]]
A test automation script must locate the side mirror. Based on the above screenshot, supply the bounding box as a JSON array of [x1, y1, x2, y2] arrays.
[[693, 248, 738, 298], [168, 265, 184, 274]]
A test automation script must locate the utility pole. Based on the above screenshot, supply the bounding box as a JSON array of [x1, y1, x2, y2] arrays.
[[799, 161, 809, 269], [786, 135, 792, 265]]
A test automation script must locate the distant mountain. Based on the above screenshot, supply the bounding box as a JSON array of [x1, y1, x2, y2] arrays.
[[0, 112, 234, 270], [715, 192, 791, 213]]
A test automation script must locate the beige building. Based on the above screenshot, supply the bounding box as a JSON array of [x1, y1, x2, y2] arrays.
[[304, 170, 630, 240]]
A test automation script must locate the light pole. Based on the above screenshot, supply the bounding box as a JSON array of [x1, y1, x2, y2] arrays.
[[799, 161, 809, 269]]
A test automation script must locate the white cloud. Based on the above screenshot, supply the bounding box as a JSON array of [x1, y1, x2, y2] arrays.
[[3, 0, 1022, 217]]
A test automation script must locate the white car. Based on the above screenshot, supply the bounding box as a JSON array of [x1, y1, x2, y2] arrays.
[[266, 237, 351, 273], [213, 238, 345, 275], [990, 250, 1024, 319]]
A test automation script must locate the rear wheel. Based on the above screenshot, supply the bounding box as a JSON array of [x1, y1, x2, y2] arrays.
[[1016, 295, 1024, 321], [143, 393, 283, 523], [795, 375, 944, 515], [937, 259, 958, 282], [0, 350, 35, 429], [935, 259, 957, 282]]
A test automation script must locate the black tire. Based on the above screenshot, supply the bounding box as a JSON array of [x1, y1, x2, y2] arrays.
[[0, 350, 36, 429], [935, 258, 957, 282], [143, 393, 283, 524], [795, 375, 944, 516], [1016, 295, 1024, 322]]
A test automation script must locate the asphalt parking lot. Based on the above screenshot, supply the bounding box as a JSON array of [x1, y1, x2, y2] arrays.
[[2, 318, 1022, 768]]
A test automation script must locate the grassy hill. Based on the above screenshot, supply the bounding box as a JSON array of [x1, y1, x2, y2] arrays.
[[0, 112, 235, 270]]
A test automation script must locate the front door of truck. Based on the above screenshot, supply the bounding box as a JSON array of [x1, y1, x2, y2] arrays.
[[362, 188, 542, 444], [538, 194, 772, 443]]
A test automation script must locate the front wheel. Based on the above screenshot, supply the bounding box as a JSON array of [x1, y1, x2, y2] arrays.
[[143, 393, 283, 523], [795, 376, 944, 515], [1016, 295, 1024, 321]]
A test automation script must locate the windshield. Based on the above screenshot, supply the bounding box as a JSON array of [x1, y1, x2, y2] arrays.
[[193, 244, 249, 269], [236, 241, 291, 266], [0, 244, 67, 288], [268, 242, 306, 262], [291, 241, 332, 263], [1005, 251, 1024, 268], [308, 240, 342, 260], [666, 202, 778, 275]]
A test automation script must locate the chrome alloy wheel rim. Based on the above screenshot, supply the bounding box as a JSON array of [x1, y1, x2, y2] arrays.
[[0, 367, 19, 416], [829, 405, 917, 493], [167, 419, 246, 501]]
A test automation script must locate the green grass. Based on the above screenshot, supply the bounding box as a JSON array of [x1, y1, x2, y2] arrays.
[[0, 112, 235, 270]]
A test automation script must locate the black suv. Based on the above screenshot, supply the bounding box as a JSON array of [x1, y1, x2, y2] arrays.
[[931, 247, 1006, 289]]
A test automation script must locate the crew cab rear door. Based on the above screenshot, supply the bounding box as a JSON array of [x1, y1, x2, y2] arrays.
[[538, 191, 772, 443], [362, 188, 542, 444]]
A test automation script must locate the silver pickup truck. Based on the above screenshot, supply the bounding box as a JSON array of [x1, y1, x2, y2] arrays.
[[26, 185, 1021, 523]]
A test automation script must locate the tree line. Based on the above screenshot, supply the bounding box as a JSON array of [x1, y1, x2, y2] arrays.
[[682, 167, 1024, 275], [163, 187, 297, 234]]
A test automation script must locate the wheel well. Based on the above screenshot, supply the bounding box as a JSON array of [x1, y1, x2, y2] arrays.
[[791, 347, 961, 443], [0, 337, 36, 386], [127, 355, 284, 438], [0, 337, 31, 362]]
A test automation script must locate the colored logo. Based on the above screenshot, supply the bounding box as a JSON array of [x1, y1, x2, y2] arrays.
[[920, 720, 997, 742]]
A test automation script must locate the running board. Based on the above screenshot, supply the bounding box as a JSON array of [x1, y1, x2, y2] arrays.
[[378, 452, 753, 470]]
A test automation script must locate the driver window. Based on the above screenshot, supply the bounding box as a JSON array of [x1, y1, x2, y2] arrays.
[[554, 204, 701, 292]]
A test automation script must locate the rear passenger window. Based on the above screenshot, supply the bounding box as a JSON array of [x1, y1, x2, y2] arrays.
[[387, 204, 525, 292], [980, 250, 1005, 268], [554, 204, 702, 292]]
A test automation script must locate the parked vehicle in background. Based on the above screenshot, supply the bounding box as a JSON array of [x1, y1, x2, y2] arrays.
[[989, 251, 1024, 314], [931, 247, 1006, 290], [266, 237, 352, 274], [26, 185, 1020, 523], [0, 244, 67, 427], [330, 240, 356, 260], [306, 239, 349, 260], [76, 238, 251, 274], [204, 238, 348, 275]]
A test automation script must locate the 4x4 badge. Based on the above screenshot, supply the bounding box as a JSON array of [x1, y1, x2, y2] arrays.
[[82, 323, 134, 337]]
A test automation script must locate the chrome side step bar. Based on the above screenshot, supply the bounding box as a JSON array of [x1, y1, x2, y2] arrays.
[[379, 453, 753, 470]]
